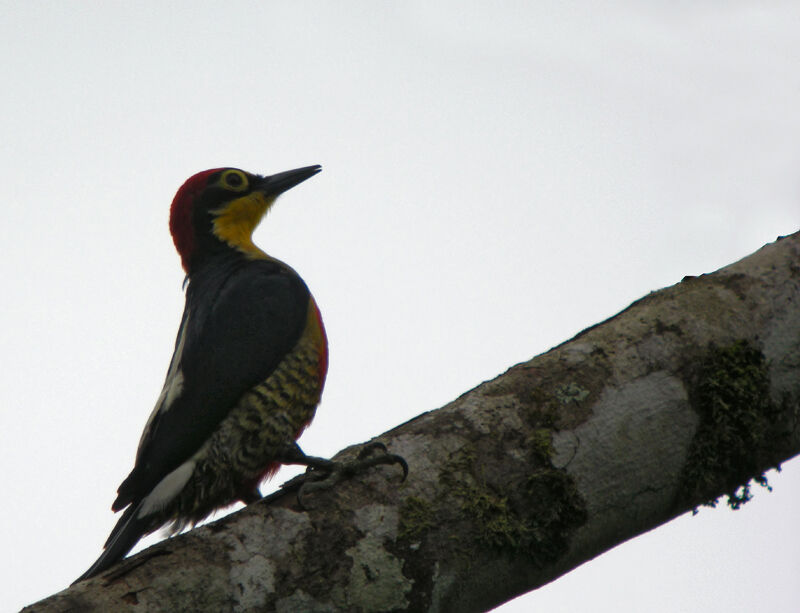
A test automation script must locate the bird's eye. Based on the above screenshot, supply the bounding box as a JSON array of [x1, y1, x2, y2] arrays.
[[221, 170, 248, 191]]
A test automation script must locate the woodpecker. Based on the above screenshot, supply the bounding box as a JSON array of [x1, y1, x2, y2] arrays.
[[75, 166, 329, 582]]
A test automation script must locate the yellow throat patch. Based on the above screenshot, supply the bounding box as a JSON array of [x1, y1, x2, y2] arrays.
[[211, 192, 275, 259]]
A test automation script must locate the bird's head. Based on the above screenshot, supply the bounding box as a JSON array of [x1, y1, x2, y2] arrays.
[[169, 165, 321, 273]]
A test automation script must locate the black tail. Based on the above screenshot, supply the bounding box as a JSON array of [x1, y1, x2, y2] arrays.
[[72, 503, 147, 584]]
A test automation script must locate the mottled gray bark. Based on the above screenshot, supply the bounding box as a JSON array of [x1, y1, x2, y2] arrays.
[[25, 232, 800, 613]]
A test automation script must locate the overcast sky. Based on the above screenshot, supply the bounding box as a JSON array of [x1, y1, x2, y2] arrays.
[[2, 3, 798, 611]]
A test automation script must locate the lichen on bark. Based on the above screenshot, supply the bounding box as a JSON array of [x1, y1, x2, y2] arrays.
[[677, 339, 782, 511], [443, 441, 587, 567]]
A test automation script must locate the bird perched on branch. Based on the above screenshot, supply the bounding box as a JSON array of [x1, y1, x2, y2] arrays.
[[75, 166, 404, 583]]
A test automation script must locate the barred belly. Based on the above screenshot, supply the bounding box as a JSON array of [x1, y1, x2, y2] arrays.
[[168, 332, 324, 528]]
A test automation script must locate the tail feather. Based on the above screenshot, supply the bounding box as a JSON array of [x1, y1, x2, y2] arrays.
[[72, 503, 146, 584]]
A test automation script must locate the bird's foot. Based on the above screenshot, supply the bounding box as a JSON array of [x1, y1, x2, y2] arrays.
[[278, 442, 408, 508]]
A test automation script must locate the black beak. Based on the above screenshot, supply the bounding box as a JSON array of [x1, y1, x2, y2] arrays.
[[258, 165, 321, 197]]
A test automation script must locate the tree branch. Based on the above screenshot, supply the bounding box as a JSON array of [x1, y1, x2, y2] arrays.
[[26, 232, 800, 613]]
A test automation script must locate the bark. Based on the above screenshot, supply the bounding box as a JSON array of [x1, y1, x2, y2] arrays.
[[25, 232, 800, 613]]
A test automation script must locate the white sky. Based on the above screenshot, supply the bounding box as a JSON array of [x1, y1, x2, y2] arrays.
[[2, 3, 798, 611]]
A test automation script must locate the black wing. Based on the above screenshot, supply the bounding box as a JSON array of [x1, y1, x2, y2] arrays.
[[113, 260, 309, 510]]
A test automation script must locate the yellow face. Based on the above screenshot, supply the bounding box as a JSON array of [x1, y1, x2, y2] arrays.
[[209, 170, 275, 259]]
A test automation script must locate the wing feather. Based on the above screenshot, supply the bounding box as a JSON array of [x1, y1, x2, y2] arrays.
[[113, 260, 309, 511]]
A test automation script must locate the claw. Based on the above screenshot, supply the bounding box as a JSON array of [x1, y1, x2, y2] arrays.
[[352, 444, 408, 482], [277, 441, 409, 509], [357, 441, 388, 459]]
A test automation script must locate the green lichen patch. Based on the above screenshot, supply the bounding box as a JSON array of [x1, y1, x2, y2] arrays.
[[459, 484, 521, 550], [678, 340, 780, 511], [523, 469, 588, 563], [445, 450, 587, 567], [399, 496, 434, 541], [554, 382, 590, 405], [526, 428, 554, 463]]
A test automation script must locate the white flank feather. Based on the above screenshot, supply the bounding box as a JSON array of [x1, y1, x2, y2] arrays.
[[138, 460, 195, 518]]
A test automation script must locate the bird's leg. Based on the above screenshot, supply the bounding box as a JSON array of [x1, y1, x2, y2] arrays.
[[276, 442, 408, 508], [277, 442, 337, 473]]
